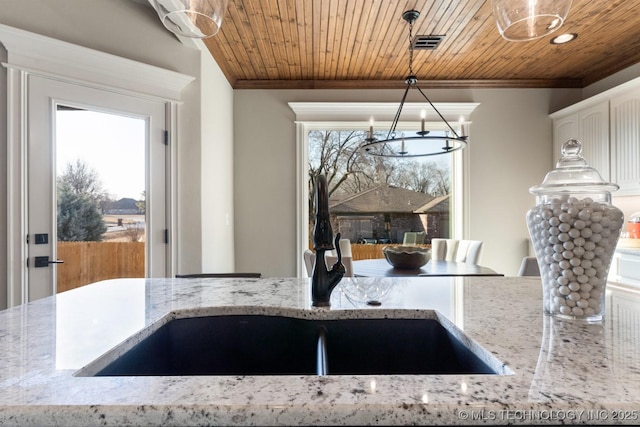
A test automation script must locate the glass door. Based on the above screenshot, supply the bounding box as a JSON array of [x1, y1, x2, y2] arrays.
[[55, 106, 146, 292], [27, 75, 169, 301]]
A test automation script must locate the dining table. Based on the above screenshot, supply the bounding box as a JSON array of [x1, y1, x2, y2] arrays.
[[352, 258, 503, 277]]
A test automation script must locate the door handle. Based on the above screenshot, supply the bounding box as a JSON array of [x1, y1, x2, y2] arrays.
[[33, 256, 64, 268]]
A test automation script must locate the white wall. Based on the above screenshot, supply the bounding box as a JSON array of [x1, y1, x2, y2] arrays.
[[199, 50, 235, 272], [583, 62, 640, 99], [0, 43, 7, 309], [0, 0, 235, 304], [233, 87, 581, 276]]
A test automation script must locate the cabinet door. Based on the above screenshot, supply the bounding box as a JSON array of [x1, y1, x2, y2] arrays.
[[552, 102, 609, 179], [611, 89, 640, 194], [578, 102, 610, 181], [552, 112, 578, 165]]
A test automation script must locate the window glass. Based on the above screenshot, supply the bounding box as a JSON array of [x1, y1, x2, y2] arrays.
[[307, 128, 452, 256]]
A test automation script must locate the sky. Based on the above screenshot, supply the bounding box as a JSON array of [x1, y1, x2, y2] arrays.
[[56, 109, 146, 200]]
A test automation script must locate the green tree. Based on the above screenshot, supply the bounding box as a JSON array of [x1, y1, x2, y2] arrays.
[[136, 191, 146, 214], [57, 160, 107, 241]]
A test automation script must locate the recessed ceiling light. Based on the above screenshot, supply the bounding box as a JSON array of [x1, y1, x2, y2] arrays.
[[550, 33, 578, 44]]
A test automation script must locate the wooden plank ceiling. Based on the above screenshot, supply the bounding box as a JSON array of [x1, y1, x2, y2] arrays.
[[202, 0, 640, 89]]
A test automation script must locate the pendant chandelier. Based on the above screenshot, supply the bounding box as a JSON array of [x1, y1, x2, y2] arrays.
[[361, 10, 468, 158], [151, 0, 229, 39], [492, 0, 573, 42]]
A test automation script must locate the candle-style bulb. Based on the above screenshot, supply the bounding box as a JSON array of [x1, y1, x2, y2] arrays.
[[420, 110, 426, 133], [368, 117, 374, 139]]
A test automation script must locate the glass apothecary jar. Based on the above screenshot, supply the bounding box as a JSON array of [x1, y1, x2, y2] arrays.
[[527, 139, 624, 322]]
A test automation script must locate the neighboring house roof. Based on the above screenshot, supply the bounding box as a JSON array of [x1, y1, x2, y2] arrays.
[[110, 198, 139, 210], [329, 185, 435, 214], [413, 194, 450, 214]]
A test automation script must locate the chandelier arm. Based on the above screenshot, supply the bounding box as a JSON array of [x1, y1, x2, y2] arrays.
[[414, 85, 461, 138], [387, 83, 412, 140]]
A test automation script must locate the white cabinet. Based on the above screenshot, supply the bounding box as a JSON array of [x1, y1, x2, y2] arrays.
[[610, 88, 640, 194], [610, 249, 640, 288], [552, 76, 640, 195], [551, 101, 610, 180]]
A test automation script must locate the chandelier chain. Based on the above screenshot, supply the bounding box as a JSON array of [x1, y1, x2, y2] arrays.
[[408, 19, 415, 76]]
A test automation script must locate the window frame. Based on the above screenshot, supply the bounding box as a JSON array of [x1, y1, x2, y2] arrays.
[[291, 102, 479, 277]]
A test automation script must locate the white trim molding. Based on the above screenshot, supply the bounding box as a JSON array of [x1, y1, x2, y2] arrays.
[[289, 102, 480, 122], [0, 24, 195, 102]]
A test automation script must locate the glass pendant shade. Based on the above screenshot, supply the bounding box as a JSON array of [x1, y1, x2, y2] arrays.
[[152, 0, 228, 39], [492, 0, 572, 41]]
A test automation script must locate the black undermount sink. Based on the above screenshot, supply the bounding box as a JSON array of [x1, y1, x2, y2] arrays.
[[78, 314, 508, 377]]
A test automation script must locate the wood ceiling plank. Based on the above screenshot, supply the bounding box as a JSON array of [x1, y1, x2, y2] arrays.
[[362, 2, 405, 80], [335, 0, 360, 80], [346, 0, 389, 80], [324, 0, 341, 79], [237, 0, 274, 79], [263, 0, 290, 79], [413, 0, 491, 80], [205, 0, 640, 89], [207, 0, 263, 82], [276, 0, 301, 79], [294, 1, 313, 80]]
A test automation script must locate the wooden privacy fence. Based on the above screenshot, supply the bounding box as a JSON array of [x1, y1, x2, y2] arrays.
[[56, 242, 432, 293], [56, 241, 145, 293]]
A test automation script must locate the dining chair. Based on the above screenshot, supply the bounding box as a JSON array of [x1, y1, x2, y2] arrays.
[[338, 238, 352, 257], [325, 255, 354, 277], [403, 231, 425, 245], [175, 273, 262, 278], [431, 238, 459, 261], [517, 256, 541, 276], [303, 249, 315, 277], [303, 250, 353, 277], [456, 240, 483, 264]]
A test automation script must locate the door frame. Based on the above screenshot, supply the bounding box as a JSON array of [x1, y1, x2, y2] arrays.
[[1, 25, 194, 306], [27, 76, 171, 300]]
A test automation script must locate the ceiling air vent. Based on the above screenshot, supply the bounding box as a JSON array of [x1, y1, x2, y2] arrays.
[[412, 35, 445, 50]]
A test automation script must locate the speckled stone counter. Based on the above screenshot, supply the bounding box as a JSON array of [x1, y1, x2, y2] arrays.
[[1, 276, 640, 426]]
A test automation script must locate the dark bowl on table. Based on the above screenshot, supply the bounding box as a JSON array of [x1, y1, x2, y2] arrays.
[[382, 246, 431, 269]]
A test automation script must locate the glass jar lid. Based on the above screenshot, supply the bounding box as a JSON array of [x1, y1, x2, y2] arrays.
[[529, 138, 619, 195]]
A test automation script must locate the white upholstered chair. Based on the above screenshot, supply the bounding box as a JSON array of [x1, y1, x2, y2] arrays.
[[456, 240, 483, 264], [431, 239, 483, 264], [303, 249, 353, 277], [517, 256, 541, 276], [303, 249, 315, 277], [431, 238, 459, 261], [325, 255, 354, 277]]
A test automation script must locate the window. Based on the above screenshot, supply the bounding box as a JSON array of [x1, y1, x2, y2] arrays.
[[290, 101, 478, 275], [306, 128, 452, 246]]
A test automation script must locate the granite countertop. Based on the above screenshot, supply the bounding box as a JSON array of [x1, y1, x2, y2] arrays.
[[1, 276, 640, 426]]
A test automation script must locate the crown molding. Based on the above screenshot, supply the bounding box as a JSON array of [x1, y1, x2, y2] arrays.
[[288, 102, 480, 122], [0, 24, 194, 101]]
